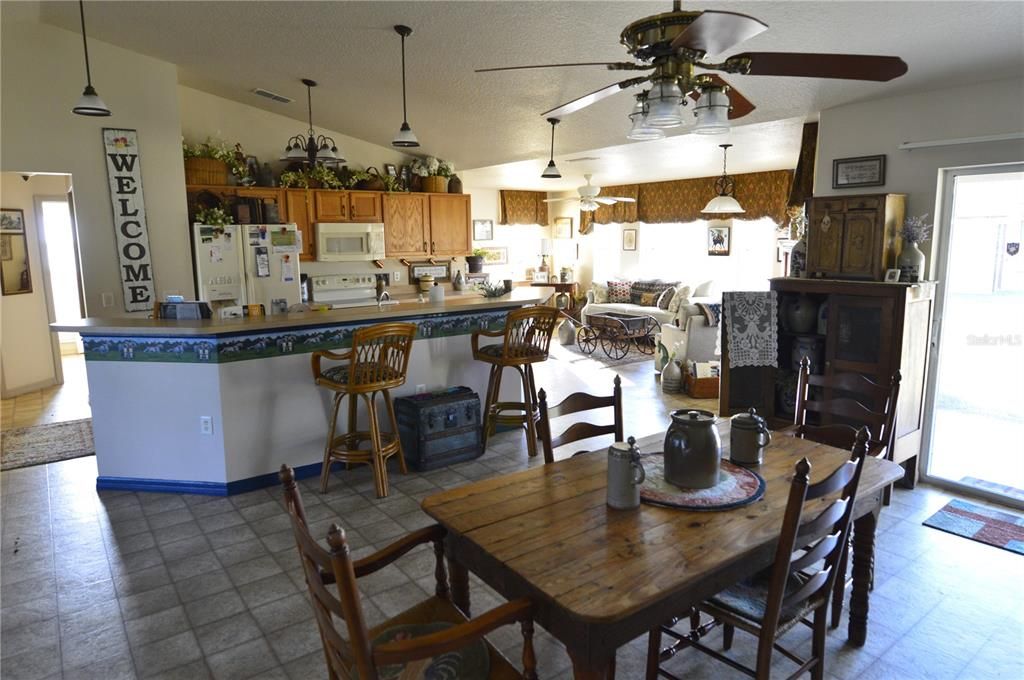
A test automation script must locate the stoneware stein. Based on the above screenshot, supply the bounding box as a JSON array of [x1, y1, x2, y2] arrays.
[[663, 409, 721, 489], [730, 407, 772, 466], [607, 436, 645, 510]]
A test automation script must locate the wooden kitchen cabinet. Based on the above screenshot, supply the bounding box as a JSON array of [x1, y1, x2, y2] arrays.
[[806, 193, 905, 281], [285, 189, 315, 261], [383, 193, 430, 257], [313, 190, 348, 221], [428, 194, 472, 256], [312, 190, 384, 223], [348, 191, 383, 222]]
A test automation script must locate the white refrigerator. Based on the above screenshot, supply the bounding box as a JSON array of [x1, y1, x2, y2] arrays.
[[192, 223, 302, 316]]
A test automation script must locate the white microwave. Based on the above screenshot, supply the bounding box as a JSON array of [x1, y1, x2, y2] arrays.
[[315, 223, 386, 262]]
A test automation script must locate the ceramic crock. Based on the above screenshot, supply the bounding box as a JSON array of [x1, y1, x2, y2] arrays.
[[730, 408, 772, 466], [663, 409, 720, 489]]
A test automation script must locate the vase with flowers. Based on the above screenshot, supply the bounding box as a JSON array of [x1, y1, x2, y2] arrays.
[[411, 156, 454, 193], [898, 214, 932, 282]]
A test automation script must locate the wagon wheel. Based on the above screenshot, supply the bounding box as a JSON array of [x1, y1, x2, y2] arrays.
[[634, 318, 662, 354], [601, 331, 630, 360], [577, 326, 598, 354]]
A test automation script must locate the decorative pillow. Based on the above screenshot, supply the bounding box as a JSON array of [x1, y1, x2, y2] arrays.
[[698, 302, 722, 327], [693, 280, 717, 297], [631, 280, 678, 305], [607, 280, 632, 303], [640, 292, 659, 307], [667, 285, 692, 313], [656, 287, 675, 310], [592, 283, 609, 304]]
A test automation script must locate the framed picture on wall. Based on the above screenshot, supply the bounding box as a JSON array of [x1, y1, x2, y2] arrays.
[[708, 225, 731, 256], [478, 246, 508, 265], [622, 228, 637, 251], [1, 208, 25, 233], [832, 155, 886, 189], [384, 164, 398, 177], [554, 217, 573, 239], [473, 219, 494, 241]]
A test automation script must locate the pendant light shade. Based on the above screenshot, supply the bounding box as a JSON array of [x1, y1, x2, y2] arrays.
[[645, 80, 685, 128], [626, 96, 664, 141], [72, 0, 110, 117], [541, 117, 561, 179], [702, 143, 745, 214], [694, 87, 731, 135], [392, 25, 421, 148], [280, 79, 345, 165]]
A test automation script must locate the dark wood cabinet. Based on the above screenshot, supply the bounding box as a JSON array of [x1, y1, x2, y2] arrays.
[[720, 278, 935, 484], [806, 194, 905, 281]]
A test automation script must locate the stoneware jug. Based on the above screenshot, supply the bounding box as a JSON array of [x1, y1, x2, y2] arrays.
[[730, 407, 772, 466], [663, 409, 721, 489], [606, 437, 646, 510]]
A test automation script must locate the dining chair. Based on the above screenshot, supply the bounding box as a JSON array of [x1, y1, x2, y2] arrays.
[[312, 322, 417, 498], [646, 427, 870, 680], [537, 375, 624, 464], [794, 356, 900, 626], [279, 465, 539, 680]]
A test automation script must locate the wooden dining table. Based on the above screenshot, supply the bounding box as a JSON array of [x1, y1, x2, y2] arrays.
[[421, 422, 904, 679]]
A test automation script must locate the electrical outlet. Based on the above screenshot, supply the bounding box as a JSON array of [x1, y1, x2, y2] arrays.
[[392, 270, 402, 283], [101, 292, 114, 308], [415, 384, 427, 394], [199, 416, 213, 435]]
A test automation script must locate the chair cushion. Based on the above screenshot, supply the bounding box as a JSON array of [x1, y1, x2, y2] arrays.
[[320, 364, 404, 386], [476, 343, 547, 360], [704, 570, 823, 634], [361, 621, 490, 679]]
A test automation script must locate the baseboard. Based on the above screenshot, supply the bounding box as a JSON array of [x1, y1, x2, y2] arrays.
[[96, 461, 323, 496], [1, 376, 59, 399]]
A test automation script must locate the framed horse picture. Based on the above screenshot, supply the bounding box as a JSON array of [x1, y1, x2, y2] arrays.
[[708, 224, 731, 256]]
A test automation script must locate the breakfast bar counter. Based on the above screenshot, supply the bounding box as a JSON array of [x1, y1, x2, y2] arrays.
[[53, 288, 553, 495]]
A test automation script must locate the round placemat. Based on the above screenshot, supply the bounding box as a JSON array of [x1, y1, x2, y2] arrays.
[[639, 452, 766, 511]]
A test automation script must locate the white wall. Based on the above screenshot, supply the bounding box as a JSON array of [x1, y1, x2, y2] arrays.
[[815, 77, 1024, 275], [0, 174, 71, 396]]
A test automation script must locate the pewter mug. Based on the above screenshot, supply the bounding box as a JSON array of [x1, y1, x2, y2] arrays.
[[730, 407, 772, 466], [663, 409, 721, 489], [607, 437, 646, 510]]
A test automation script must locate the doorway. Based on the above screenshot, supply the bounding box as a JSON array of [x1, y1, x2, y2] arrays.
[[924, 165, 1024, 508], [36, 195, 84, 356]]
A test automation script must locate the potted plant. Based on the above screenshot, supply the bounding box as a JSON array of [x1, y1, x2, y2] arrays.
[[195, 206, 232, 226], [466, 247, 487, 273], [183, 138, 249, 185], [278, 164, 343, 189], [412, 156, 451, 193], [346, 168, 386, 191]]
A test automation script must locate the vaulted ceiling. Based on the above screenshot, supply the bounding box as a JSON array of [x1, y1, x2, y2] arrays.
[[37, 1, 1024, 187]]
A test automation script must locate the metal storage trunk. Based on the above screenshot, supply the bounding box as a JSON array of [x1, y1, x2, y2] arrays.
[[395, 387, 482, 471]]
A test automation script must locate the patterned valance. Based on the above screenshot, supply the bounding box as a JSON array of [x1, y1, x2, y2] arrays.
[[787, 122, 819, 209], [579, 184, 640, 234], [499, 190, 549, 225], [637, 170, 793, 225]]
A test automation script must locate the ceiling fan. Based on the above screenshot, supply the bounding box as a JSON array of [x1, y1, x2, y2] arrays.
[[544, 174, 637, 212], [477, 1, 907, 138]]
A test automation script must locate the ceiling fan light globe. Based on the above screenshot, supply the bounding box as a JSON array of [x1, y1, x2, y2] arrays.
[[694, 89, 731, 134], [627, 112, 665, 141], [72, 86, 111, 117], [392, 122, 420, 148], [580, 199, 599, 212], [646, 81, 684, 127], [541, 160, 562, 179], [702, 195, 745, 214]]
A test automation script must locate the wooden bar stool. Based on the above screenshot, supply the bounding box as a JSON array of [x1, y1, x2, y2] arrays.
[[312, 322, 417, 497], [471, 306, 559, 458]]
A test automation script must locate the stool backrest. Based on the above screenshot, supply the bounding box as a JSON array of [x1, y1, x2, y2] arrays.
[[500, 306, 559, 361], [349, 322, 417, 390]]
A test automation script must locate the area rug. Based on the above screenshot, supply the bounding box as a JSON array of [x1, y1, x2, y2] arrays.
[[923, 499, 1024, 555], [639, 453, 766, 511], [554, 341, 653, 367], [959, 476, 1024, 504], [1, 419, 94, 471]]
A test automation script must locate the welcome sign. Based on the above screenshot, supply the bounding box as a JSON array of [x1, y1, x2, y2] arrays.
[[103, 128, 155, 312]]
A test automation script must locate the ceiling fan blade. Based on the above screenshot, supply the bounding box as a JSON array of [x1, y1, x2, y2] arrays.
[[594, 197, 618, 205], [542, 197, 581, 203], [731, 52, 908, 81], [541, 76, 649, 118], [475, 62, 648, 73], [600, 197, 637, 203], [689, 74, 756, 119], [670, 10, 768, 55]]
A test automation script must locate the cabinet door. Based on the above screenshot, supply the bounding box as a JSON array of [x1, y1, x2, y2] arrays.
[[807, 208, 844, 276], [428, 194, 471, 256], [840, 210, 880, 279], [285, 190, 314, 260], [348, 191, 383, 222], [313, 190, 347, 221], [383, 194, 429, 257], [235, 188, 285, 223], [825, 294, 895, 379]]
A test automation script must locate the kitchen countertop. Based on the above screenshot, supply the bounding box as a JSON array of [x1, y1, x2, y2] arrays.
[[52, 287, 554, 337]]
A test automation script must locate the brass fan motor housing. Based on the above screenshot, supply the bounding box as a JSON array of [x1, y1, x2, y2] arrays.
[[620, 9, 701, 60]]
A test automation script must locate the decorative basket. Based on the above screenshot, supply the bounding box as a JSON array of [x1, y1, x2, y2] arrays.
[[184, 157, 228, 186], [422, 175, 449, 193], [355, 167, 386, 191]]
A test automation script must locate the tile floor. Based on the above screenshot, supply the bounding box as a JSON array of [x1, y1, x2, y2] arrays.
[[2, 346, 1022, 679]]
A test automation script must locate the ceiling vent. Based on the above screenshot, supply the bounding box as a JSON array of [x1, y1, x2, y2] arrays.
[[251, 88, 292, 104], [566, 156, 600, 163]]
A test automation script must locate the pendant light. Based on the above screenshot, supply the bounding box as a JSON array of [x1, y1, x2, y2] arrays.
[[541, 117, 562, 179], [72, 0, 111, 116], [626, 94, 664, 141], [702, 143, 745, 214], [392, 25, 420, 148], [280, 79, 345, 165], [693, 86, 731, 135]]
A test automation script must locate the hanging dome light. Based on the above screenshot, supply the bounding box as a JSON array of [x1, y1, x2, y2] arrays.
[[626, 95, 664, 141], [72, 0, 111, 116], [541, 117, 562, 179], [702, 143, 745, 214], [391, 25, 421, 148], [694, 87, 731, 135], [645, 80, 685, 128]]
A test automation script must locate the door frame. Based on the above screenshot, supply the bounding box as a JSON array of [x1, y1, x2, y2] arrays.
[[920, 161, 1024, 509], [33, 194, 72, 386]]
